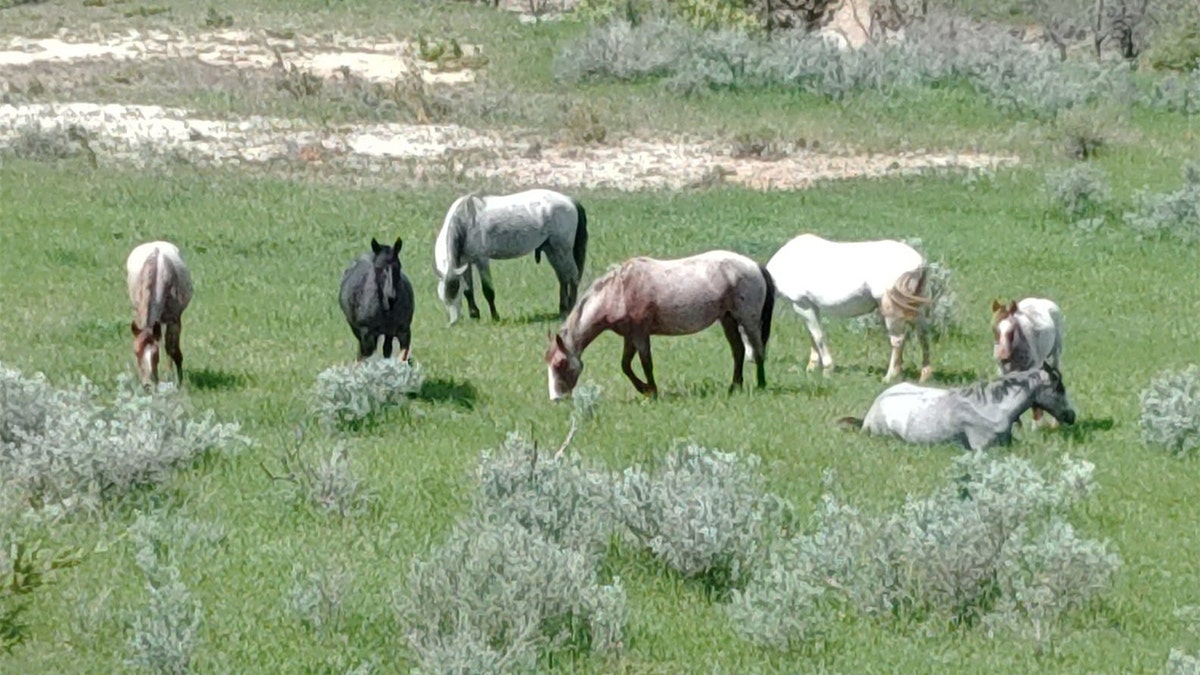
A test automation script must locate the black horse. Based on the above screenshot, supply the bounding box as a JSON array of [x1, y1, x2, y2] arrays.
[[339, 237, 415, 361]]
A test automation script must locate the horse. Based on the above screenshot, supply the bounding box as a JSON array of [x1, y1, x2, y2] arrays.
[[545, 250, 775, 400], [339, 237, 415, 362], [991, 297, 1066, 428], [837, 362, 1076, 451], [766, 233, 933, 383], [433, 188, 588, 325], [126, 241, 193, 388]]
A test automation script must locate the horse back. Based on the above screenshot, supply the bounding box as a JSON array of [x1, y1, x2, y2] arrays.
[[126, 242, 191, 323], [617, 252, 764, 334], [473, 190, 579, 260], [768, 234, 923, 307]]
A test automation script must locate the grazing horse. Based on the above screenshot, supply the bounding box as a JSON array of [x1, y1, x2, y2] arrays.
[[126, 241, 193, 388], [838, 362, 1076, 451], [991, 297, 1066, 428], [339, 237, 415, 362], [766, 233, 933, 383], [545, 250, 775, 400], [434, 188, 588, 324]]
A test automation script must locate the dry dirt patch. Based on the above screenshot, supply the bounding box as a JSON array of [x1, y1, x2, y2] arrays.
[[0, 29, 481, 85], [0, 102, 1018, 191]]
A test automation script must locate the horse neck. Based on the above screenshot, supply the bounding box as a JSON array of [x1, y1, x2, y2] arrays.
[[561, 286, 612, 353], [984, 374, 1038, 425], [138, 251, 164, 328]]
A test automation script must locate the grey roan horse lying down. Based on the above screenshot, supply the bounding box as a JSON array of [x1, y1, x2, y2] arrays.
[[546, 250, 774, 400], [434, 189, 588, 324], [838, 363, 1076, 451], [339, 237, 415, 361]]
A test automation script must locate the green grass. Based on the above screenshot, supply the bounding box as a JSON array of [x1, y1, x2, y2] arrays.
[[1, 154, 1199, 672]]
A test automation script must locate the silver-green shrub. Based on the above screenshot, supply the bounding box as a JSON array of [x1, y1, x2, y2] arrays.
[[1045, 164, 1113, 221], [314, 358, 424, 427], [396, 518, 626, 671], [553, 15, 692, 83], [1146, 68, 1200, 115], [1123, 162, 1200, 243], [474, 432, 618, 562], [1139, 364, 1200, 456], [0, 364, 246, 512], [615, 443, 787, 594], [125, 512, 203, 675], [730, 454, 1119, 649], [288, 563, 353, 634], [264, 434, 377, 518]]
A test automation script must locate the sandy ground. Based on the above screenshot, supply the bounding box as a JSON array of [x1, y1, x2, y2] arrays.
[[0, 28, 1019, 191]]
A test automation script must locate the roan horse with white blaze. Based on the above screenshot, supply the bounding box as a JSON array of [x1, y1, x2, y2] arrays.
[[991, 297, 1065, 428], [545, 250, 774, 400], [126, 241, 193, 388], [434, 189, 588, 324], [838, 362, 1077, 451], [767, 233, 933, 383]]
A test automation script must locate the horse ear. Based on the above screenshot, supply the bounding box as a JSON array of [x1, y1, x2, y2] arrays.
[[393, 237, 403, 254], [130, 321, 140, 337], [555, 334, 567, 352], [371, 238, 382, 255], [991, 299, 1003, 313], [1007, 300, 1018, 315]]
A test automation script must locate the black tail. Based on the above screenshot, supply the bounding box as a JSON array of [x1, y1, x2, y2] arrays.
[[836, 416, 864, 431], [758, 264, 775, 351], [572, 200, 588, 276]]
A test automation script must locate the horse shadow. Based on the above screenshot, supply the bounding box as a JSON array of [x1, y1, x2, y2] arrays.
[[503, 310, 565, 327], [1054, 416, 1116, 443], [414, 377, 479, 410], [187, 367, 249, 391], [854, 364, 983, 386]]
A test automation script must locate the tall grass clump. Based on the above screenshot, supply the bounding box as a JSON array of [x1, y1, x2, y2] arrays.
[[288, 563, 353, 635], [730, 454, 1119, 653], [313, 358, 424, 427], [396, 518, 626, 671], [0, 363, 246, 513], [1139, 364, 1200, 456], [262, 430, 377, 518], [1044, 164, 1114, 236], [615, 443, 788, 595], [125, 513, 203, 675], [1123, 161, 1200, 243]]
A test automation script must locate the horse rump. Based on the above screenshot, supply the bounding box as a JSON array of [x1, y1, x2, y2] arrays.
[[572, 199, 588, 276]]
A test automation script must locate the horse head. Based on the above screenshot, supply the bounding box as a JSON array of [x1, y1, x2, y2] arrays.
[[545, 332, 582, 401], [131, 320, 162, 388], [991, 299, 1021, 361], [1032, 362, 1076, 426], [371, 237, 404, 310]]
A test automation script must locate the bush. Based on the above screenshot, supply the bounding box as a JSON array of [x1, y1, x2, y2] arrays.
[[1145, 68, 1200, 115], [125, 513, 203, 675], [263, 431, 376, 518], [1045, 164, 1113, 221], [553, 16, 692, 83], [288, 563, 353, 634], [730, 454, 1119, 651], [1123, 162, 1200, 243], [0, 363, 247, 513], [396, 518, 626, 671], [615, 443, 788, 595], [313, 358, 424, 427], [474, 432, 618, 562], [1146, 16, 1200, 72], [1139, 364, 1200, 456]]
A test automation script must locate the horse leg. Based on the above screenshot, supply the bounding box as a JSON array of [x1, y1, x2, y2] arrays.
[[882, 314, 909, 383], [476, 259, 500, 321], [462, 265, 481, 320], [545, 248, 578, 319], [356, 330, 379, 361], [634, 335, 658, 397], [397, 327, 412, 362], [164, 321, 184, 384], [382, 334, 394, 359], [916, 314, 933, 383], [792, 303, 830, 374], [621, 336, 651, 395], [720, 315, 746, 393]]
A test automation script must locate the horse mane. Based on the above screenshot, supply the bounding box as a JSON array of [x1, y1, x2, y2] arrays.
[[561, 262, 624, 341], [955, 369, 1034, 405], [136, 250, 162, 331]]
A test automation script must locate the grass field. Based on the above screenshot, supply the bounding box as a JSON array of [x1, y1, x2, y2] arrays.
[[3, 1, 1200, 673]]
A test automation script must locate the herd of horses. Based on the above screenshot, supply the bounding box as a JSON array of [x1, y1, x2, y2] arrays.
[[123, 188, 1076, 453]]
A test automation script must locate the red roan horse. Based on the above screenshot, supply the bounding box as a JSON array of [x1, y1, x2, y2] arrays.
[[546, 250, 774, 400], [126, 241, 193, 388]]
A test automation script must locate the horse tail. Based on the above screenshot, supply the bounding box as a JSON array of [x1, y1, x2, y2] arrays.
[[757, 264, 775, 350], [885, 265, 932, 319], [836, 416, 864, 431], [572, 199, 588, 276]]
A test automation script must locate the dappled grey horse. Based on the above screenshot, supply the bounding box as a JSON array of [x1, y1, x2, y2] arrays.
[[434, 189, 588, 324], [339, 237, 414, 362], [839, 363, 1076, 451]]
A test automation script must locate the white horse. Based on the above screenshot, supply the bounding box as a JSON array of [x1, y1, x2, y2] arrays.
[[766, 233, 933, 383], [126, 241, 193, 387], [434, 189, 588, 325], [991, 297, 1066, 427]]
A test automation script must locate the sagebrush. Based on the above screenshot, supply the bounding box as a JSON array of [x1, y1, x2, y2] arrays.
[[1139, 364, 1200, 456], [313, 358, 424, 427], [1123, 161, 1200, 243], [125, 512, 204, 675]]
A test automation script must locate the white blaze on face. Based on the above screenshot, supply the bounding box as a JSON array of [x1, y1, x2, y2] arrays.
[[548, 365, 562, 401], [140, 344, 157, 384]]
